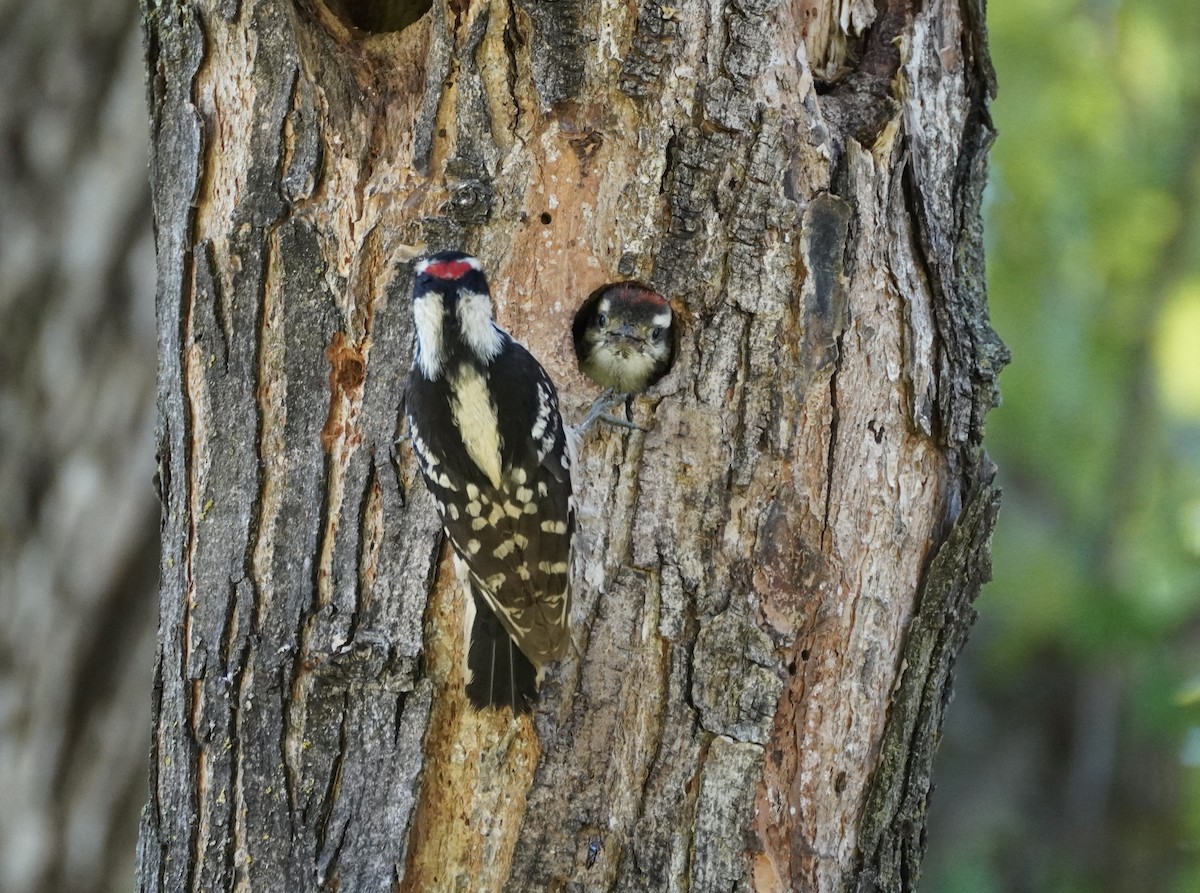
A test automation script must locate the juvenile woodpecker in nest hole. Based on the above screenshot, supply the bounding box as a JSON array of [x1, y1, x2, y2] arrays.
[[572, 282, 675, 431], [405, 251, 574, 713]]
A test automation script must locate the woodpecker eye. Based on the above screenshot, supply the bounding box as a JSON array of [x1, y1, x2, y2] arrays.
[[596, 313, 608, 328], [650, 326, 663, 342]]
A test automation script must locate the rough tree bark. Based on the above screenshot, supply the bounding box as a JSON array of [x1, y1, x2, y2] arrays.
[[137, 0, 1006, 891]]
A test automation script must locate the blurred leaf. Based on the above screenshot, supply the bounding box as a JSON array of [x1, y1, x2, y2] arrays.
[[1156, 280, 1200, 419]]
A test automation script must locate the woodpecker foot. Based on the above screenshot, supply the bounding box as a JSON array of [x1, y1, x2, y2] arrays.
[[578, 390, 648, 433], [595, 413, 647, 432]]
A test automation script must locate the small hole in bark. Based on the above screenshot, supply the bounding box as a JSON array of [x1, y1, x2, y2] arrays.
[[328, 0, 432, 34], [787, 660, 797, 675], [834, 771, 847, 794], [540, 212, 553, 225], [800, 648, 811, 661]]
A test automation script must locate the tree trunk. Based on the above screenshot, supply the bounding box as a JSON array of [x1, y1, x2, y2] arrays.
[[137, 0, 1006, 891]]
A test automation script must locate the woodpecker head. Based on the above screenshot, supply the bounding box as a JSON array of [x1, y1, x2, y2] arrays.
[[572, 282, 675, 394], [411, 251, 504, 379]]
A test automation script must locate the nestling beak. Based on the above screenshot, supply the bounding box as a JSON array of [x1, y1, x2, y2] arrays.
[[608, 323, 642, 345]]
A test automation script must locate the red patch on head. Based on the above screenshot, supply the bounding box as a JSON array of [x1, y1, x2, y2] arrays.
[[614, 284, 668, 310], [423, 259, 474, 280]]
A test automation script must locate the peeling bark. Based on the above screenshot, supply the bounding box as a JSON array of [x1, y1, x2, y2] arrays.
[[138, 0, 1006, 891]]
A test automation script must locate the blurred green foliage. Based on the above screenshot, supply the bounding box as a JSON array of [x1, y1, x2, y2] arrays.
[[925, 1, 1200, 890]]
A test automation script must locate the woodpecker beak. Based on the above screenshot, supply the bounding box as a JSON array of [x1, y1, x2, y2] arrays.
[[609, 323, 642, 344]]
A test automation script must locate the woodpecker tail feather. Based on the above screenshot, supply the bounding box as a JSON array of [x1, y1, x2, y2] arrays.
[[465, 589, 538, 713]]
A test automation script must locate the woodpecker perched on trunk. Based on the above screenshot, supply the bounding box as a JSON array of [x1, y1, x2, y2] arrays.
[[404, 251, 574, 713], [572, 282, 675, 431]]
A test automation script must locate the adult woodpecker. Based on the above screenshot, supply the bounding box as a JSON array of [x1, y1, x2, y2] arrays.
[[404, 251, 574, 713], [572, 282, 675, 430]]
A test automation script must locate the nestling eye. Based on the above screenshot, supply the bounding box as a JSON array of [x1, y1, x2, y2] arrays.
[[650, 326, 663, 342], [597, 313, 608, 328]]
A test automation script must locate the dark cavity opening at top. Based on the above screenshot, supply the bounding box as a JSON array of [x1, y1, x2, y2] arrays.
[[328, 0, 432, 34]]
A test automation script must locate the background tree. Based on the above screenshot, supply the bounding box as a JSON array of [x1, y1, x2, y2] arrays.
[[133, 0, 1005, 890], [0, 2, 157, 892]]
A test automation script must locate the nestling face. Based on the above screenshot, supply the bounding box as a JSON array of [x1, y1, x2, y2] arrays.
[[579, 291, 673, 393]]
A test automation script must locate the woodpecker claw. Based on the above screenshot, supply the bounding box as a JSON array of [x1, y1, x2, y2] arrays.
[[577, 389, 615, 432], [578, 389, 648, 433], [596, 413, 648, 432]]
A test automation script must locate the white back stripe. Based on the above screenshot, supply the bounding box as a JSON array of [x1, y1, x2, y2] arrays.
[[449, 365, 503, 489]]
